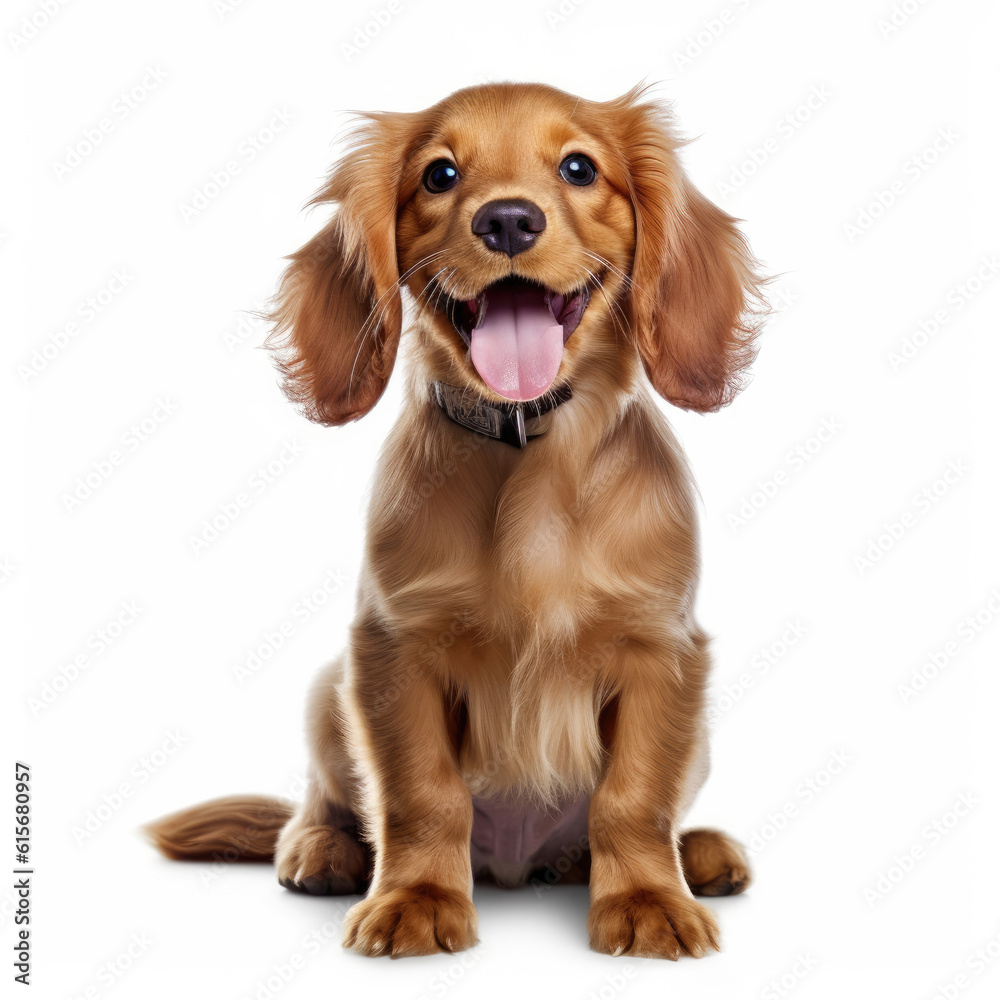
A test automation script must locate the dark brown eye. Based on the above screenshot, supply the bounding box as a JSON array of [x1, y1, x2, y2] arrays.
[[424, 159, 460, 193], [559, 153, 597, 186]]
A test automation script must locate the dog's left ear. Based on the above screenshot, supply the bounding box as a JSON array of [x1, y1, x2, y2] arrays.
[[621, 97, 767, 412], [266, 113, 413, 426]]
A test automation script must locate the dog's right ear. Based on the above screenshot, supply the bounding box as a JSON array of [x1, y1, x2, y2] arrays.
[[615, 90, 767, 412], [267, 113, 412, 425]]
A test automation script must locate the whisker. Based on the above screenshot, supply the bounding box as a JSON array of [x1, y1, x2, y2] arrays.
[[343, 250, 456, 407], [345, 250, 455, 405], [351, 249, 450, 349], [581, 264, 629, 348], [346, 294, 395, 405], [581, 250, 637, 293], [430, 268, 458, 316], [412, 266, 453, 322]]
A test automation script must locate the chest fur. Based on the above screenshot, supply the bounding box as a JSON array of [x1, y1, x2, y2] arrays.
[[366, 413, 695, 802]]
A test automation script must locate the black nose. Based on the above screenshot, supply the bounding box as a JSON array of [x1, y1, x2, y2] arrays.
[[471, 199, 546, 257]]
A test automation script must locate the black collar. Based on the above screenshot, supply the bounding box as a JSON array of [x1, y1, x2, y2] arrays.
[[431, 381, 573, 448]]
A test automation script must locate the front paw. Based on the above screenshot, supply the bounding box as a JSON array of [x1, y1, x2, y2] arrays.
[[589, 888, 720, 959], [343, 884, 478, 957]]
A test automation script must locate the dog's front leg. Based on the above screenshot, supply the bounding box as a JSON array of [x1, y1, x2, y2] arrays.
[[342, 629, 476, 958], [588, 641, 720, 959]]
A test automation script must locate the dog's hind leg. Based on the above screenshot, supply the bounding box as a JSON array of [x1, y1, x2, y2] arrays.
[[276, 658, 371, 895], [275, 797, 369, 895], [679, 828, 752, 897], [673, 724, 752, 897]]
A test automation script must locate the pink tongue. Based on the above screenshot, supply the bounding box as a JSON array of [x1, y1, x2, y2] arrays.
[[469, 285, 564, 401]]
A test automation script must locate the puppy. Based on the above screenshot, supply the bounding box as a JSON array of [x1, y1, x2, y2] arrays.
[[148, 82, 766, 960]]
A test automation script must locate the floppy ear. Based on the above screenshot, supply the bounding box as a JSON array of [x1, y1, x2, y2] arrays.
[[622, 97, 766, 412], [267, 113, 411, 425]]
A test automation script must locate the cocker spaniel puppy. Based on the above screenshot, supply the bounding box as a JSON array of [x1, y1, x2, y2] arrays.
[[149, 82, 766, 960]]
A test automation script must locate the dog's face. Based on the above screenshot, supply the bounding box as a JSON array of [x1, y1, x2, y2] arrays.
[[394, 87, 635, 403], [268, 83, 764, 424]]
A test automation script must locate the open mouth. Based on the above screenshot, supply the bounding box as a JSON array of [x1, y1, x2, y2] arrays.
[[441, 276, 591, 402]]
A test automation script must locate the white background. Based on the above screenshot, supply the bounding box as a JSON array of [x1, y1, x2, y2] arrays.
[[5, 0, 1000, 997]]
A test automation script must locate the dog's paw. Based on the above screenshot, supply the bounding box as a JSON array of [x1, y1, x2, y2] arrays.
[[276, 825, 368, 895], [588, 888, 720, 960], [680, 828, 752, 897], [343, 885, 478, 957]]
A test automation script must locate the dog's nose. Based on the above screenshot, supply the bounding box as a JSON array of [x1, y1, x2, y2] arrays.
[[471, 199, 546, 257]]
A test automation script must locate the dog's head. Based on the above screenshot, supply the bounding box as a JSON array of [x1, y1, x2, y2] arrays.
[[268, 83, 765, 424]]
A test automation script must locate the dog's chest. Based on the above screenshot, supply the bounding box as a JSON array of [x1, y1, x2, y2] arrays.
[[453, 490, 624, 802], [488, 478, 615, 634], [374, 428, 687, 801]]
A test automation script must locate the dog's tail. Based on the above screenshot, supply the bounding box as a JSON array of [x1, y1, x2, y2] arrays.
[[145, 795, 294, 862]]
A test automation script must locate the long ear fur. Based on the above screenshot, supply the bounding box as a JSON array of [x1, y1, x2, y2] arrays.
[[621, 94, 767, 412], [266, 113, 412, 425]]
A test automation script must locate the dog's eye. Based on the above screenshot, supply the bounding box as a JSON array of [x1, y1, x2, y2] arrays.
[[559, 154, 597, 186], [423, 159, 460, 193]]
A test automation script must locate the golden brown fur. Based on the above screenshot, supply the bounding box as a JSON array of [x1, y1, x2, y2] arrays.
[[147, 82, 765, 959], [147, 795, 293, 861]]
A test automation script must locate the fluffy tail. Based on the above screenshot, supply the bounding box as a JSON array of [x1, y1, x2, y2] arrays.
[[145, 795, 294, 861]]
